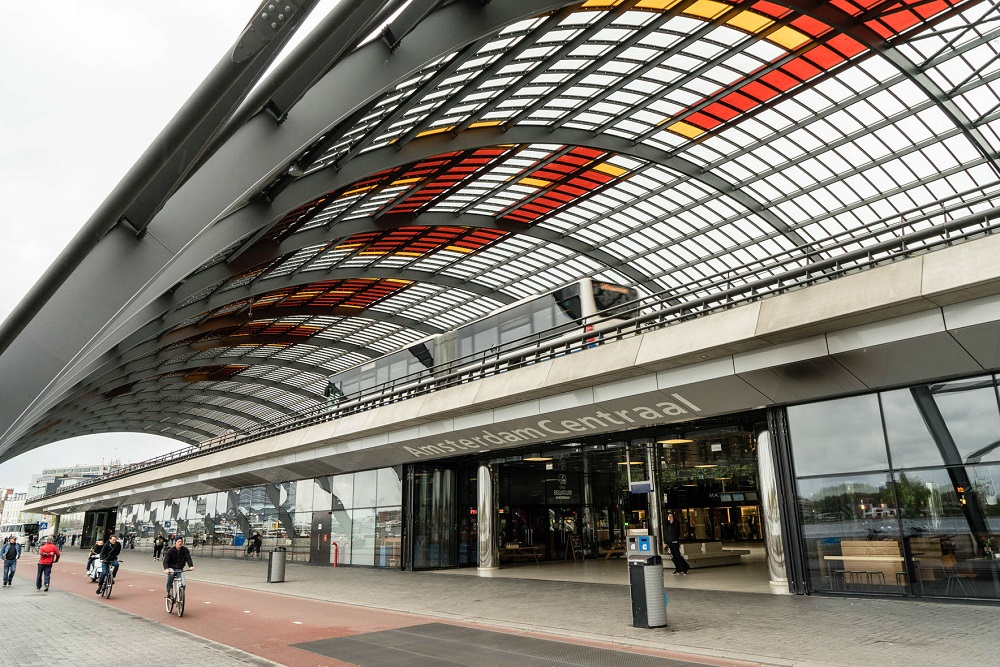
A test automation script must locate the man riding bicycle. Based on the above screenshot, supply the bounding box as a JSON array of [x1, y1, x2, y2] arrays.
[[97, 535, 123, 593], [162, 536, 194, 598]]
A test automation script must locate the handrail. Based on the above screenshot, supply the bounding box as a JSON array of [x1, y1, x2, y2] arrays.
[[26, 206, 1000, 504]]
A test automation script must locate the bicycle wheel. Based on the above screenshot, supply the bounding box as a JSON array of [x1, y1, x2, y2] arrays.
[[165, 589, 175, 613], [101, 577, 113, 599], [175, 585, 185, 617]]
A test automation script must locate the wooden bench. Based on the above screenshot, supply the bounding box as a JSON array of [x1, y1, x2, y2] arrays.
[[499, 545, 542, 563]]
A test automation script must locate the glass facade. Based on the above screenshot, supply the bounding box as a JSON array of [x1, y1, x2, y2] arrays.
[[112, 467, 402, 568], [788, 374, 1000, 600]]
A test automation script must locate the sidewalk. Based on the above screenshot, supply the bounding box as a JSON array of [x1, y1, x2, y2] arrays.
[[106, 549, 995, 667], [0, 555, 277, 667]]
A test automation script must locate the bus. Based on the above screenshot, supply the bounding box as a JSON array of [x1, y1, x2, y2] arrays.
[[0, 522, 39, 546]]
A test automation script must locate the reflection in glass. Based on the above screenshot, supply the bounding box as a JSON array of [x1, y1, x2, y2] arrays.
[[377, 467, 403, 506], [375, 507, 403, 568], [788, 395, 889, 476], [350, 508, 376, 565], [796, 472, 904, 594], [353, 469, 378, 508], [882, 376, 1000, 468], [332, 474, 354, 510], [895, 465, 1000, 599], [412, 465, 456, 568]]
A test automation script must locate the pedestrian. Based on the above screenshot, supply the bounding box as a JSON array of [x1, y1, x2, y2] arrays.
[[36, 536, 61, 592], [56, 533, 66, 549], [153, 534, 165, 560], [251, 532, 263, 557], [2, 536, 22, 587], [665, 511, 690, 575]]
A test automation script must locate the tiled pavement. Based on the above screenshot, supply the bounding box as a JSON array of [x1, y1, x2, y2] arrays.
[[0, 563, 277, 667], [6, 550, 997, 667], [118, 551, 996, 667]]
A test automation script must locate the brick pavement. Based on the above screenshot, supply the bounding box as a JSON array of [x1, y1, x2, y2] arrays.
[[0, 556, 279, 667], [109, 549, 996, 667], [19, 549, 998, 667]]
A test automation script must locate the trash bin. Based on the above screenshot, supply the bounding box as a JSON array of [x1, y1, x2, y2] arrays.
[[267, 546, 287, 583], [627, 535, 667, 628]]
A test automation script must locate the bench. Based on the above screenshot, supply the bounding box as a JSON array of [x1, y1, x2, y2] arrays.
[[664, 541, 750, 568], [499, 545, 543, 563]]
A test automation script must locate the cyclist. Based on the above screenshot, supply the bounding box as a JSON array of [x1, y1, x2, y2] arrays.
[[97, 534, 123, 594], [162, 536, 194, 600]]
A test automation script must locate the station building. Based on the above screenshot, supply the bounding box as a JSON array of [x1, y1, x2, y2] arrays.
[[2, 0, 999, 604]]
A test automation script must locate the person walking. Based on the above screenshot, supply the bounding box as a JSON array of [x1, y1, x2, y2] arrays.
[[665, 511, 690, 575], [2, 536, 21, 587], [250, 532, 263, 558], [36, 536, 61, 591], [153, 534, 165, 560]]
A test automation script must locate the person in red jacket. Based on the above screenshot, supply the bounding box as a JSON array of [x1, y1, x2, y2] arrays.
[[36, 536, 60, 592]]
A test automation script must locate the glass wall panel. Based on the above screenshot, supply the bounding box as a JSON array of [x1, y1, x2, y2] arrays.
[[350, 508, 376, 566], [796, 472, 903, 594], [787, 395, 889, 476], [412, 465, 456, 568], [353, 470, 378, 509], [376, 507, 403, 568], [895, 465, 1000, 599], [882, 376, 1000, 468], [332, 474, 354, 510], [377, 467, 403, 506], [331, 502, 352, 564]]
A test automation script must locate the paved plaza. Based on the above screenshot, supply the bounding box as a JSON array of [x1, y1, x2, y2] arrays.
[[6, 550, 994, 667]]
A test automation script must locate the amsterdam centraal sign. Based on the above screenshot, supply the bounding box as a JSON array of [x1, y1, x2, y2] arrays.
[[398, 375, 771, 461]]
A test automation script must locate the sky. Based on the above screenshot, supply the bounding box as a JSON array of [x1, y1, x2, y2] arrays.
[[0, 1, 342, 491]]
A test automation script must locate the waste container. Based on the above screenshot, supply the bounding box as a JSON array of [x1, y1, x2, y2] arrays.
[[267, 546, 287, 583], [627, 535, 667, 628]]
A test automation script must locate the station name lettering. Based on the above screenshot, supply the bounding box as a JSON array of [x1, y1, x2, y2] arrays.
[[403, 394, 702, 459]]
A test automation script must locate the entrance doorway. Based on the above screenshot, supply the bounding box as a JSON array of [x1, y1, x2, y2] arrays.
[[493, 413, 767, 567]]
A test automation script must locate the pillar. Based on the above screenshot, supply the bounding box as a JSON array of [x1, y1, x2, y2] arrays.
[[756, 428, 789, 591], [477, 463, 499, 570]]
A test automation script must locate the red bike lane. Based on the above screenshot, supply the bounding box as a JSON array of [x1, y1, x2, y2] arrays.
[[44, 557, 436, 667]]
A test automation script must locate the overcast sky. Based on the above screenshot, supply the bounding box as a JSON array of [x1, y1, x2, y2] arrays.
[[0, 1, 341, 491]]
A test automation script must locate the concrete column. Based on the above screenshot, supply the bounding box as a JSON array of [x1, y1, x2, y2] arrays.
[[756, 428, 789, 592], [51, 514, 61, 537], [477, 463, 499, 570]]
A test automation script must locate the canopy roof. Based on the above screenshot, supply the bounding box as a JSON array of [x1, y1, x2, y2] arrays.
[[2, 0, 999, 458]]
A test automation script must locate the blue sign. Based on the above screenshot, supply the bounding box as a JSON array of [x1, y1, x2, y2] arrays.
[[163, 521, 172, 528], [637, 535, 652, 552], [38, 522, 48, 530]]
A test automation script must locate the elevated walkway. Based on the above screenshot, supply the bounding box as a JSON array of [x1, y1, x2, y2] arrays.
[[28, 233, 1000, 514]]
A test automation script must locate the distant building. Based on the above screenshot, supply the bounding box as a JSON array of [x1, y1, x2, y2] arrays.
[[0, 491, 27, 526], [27, 462, 122, 498]]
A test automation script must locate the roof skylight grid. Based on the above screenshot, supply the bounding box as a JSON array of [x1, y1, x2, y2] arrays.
[[23, 0, 1000, 454]]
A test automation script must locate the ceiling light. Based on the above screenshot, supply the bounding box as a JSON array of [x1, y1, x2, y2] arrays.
[[694, 464, 718, 468], [522, 456, 552, 462], [659, 439, 693, 444]]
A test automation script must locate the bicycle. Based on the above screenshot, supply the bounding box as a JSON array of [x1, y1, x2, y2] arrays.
[[165, 568, 188, 617], [96, 559, 121, 599]]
